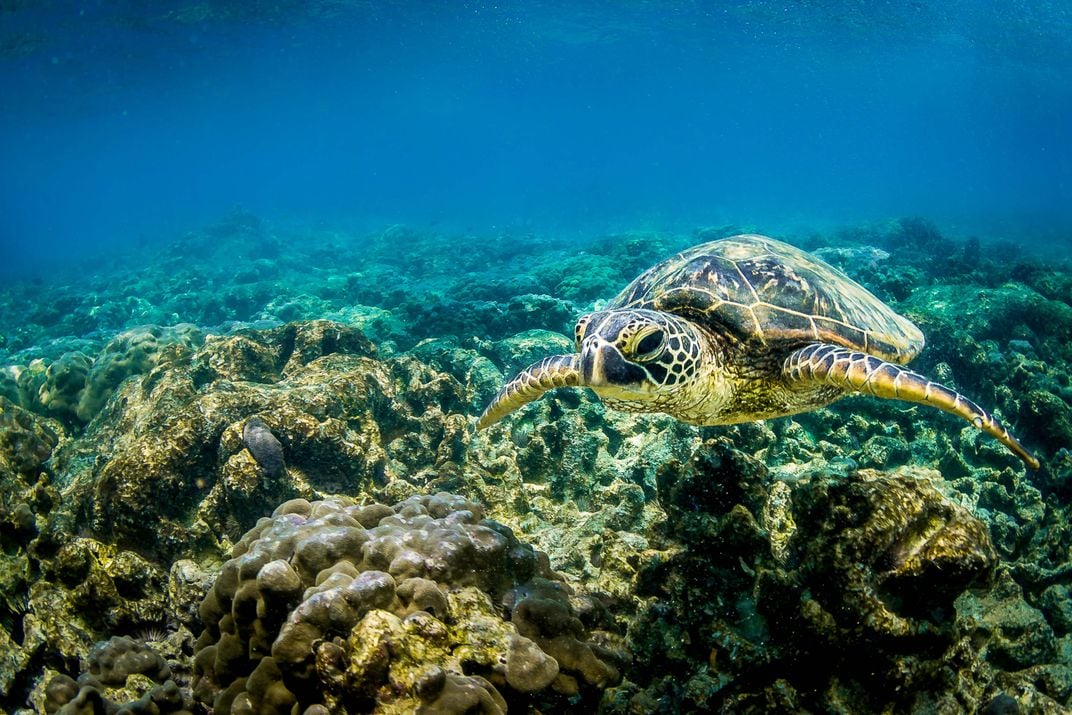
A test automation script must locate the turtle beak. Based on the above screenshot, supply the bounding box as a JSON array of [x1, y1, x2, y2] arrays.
[[581, 338, 633, 387], [580, 340, 604, 386]]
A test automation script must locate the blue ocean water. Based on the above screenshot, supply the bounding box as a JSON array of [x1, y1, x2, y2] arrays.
[[1, 1, 1070, 277]]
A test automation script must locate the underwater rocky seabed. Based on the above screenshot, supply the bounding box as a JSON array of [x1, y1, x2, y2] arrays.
[[0, 216, 1071, 713]]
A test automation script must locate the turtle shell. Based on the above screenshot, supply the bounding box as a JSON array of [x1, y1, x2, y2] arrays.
[[608, 234, 924, 363]]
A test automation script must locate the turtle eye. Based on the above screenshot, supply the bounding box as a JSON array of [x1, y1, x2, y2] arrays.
[[633, 330, 665, 360]]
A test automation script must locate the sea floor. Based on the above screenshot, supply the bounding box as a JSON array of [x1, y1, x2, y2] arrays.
[[1, 215, 1071, 713]]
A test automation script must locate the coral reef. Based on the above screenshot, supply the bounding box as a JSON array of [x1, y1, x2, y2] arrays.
[[192, 493, 625, 713], [0, 398, 63, 703], [615, 438, 1067, 713], [0, 218, 1069, 713], [51, 319, 452, 559]]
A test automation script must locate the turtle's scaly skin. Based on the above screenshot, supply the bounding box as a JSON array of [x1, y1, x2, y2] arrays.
[[478, 235, 1039, 469], [475, 355, 578, 430], [785, 344, 1039, 469]]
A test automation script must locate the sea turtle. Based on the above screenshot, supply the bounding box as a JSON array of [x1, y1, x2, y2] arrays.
[[477, 234, 1039, 469]]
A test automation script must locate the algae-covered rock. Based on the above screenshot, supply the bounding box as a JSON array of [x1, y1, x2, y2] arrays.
[[42, 636, 194, 714], [487, 329, 574, 378], [788, 468, 996, 632], [0, 396, 61, 480], [938, 568, 1072, 710], [52, 320, 463, 560], [0, 365, 21, 406], [540, 252, 624, 303], [618, 438, 1006, 713], [407, 337, 503, 412], [907, 283, 1072, 346], [2, 525, 201, 711], [0, 398, 64, 705], [76, 324, 203, 423], [813, 244, 891, 276], [1020, 389, 1072, 458], [4, 325, 204, 427], [37, 351, 92, 423], [28, 538, 169, 655], [473, 399, 692, 598], [403, 292, 576, 343]]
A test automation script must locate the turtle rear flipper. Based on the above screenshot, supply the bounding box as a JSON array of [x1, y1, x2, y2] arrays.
[[476, 354, 581, 430], [784, 343, 1039, 469]]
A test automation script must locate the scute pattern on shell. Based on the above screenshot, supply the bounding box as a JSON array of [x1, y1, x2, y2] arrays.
[[609, 234, 925, 363]]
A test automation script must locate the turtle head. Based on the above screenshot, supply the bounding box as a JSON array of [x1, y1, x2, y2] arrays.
[[476, 308, 716, 430], [574, 309, 706, 405]]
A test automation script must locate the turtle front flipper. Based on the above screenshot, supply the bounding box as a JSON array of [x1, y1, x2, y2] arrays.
[[477, 354, 581, 430], [784, 343, 1040, 469]]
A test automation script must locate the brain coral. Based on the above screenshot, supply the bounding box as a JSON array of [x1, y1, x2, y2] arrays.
[[193, 493, 625, 714]]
